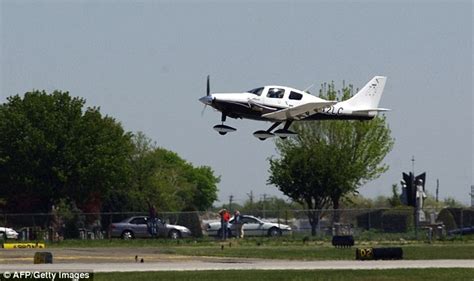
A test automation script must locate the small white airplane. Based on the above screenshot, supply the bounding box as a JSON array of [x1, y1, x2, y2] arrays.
[[199, 76, 389, 141]]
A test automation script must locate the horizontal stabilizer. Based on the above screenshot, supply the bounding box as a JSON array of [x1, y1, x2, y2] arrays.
[[263, 101, 337, 121], [352, 108, 391, 113]]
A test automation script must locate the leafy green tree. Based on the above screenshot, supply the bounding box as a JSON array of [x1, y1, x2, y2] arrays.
[[269, 144, 332, 235], [117, 132, 220, 212], [0, 91, 133, 213], [422, 192, 444, 209], [268, 81, 394, 234], [186, 165, 220, 211], [239, 195, 303, 218], [443, 197, 466, 208], [342, 193, 377, 209], [388, 184, 402, 207]]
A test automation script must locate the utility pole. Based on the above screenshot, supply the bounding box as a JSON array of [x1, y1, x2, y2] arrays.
[[228, 195, 234, 212], [470, 185, 474, 208], [246, 191, 254, 209], [262, 193, 267, 218], [411, 156, 418, 240], [436, 179, 439, 203]]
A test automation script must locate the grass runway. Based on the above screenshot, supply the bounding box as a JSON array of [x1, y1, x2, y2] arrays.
[[94, 269, 474, 281]]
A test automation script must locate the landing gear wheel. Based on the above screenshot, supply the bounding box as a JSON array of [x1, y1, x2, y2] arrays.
[[258, 138, 266, 141], [219, 132, 227, 135], [279, 136, 287, 140]]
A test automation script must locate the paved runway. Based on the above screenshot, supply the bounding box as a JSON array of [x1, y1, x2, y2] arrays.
[[1, 247, 472, 272], [1, 259, 473, 272]]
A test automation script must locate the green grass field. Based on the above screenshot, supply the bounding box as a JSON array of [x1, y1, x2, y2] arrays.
[[167, 243, 474, 260], [94, 269, 474, 281], [47, 237, 474, 260]]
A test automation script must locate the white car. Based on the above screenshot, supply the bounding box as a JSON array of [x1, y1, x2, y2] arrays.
[[206, 215, 292, 237], [0, 227, 19, 240]]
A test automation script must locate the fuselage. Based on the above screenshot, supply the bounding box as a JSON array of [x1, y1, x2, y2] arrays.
[[200, 85, 374, 122]]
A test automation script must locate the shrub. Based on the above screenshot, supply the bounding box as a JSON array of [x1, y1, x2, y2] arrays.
[[381, 208, 413, 233], [437, 208, 458, 231], [356, 210, 384, 230], [446, 208, 474, 228]]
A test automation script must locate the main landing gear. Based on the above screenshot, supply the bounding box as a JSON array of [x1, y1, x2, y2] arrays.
[[253, 121, 297, 141], [211, 113, 296, 141], [213, 113, 236, 135]]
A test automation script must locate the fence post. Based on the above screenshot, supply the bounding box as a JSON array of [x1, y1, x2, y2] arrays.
[[316, 210, 320, 237], [460, 209, 464, 237], [108, 214, 112, 239], [368, 210, 371, 230]]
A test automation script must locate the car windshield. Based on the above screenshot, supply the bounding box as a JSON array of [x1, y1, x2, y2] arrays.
[[241, 217, 259, 224], [230, 216, 260, 224]]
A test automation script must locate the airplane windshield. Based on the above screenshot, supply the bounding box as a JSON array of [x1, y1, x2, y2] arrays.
[[247, 87, 264, 96]]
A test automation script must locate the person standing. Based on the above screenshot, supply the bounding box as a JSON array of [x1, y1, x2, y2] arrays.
[[219, 209, 230, 240], [233, 210, 244, 239], [148, 203, 158, 238]]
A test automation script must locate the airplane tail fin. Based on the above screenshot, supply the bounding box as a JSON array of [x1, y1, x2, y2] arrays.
[[342, 76, 388, 112]]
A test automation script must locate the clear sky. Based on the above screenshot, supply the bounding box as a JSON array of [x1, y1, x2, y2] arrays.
[[1, 1, 472, 206]]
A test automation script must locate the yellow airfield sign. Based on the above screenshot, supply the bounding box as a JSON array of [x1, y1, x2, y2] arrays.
[[2, 243, 45, 249]]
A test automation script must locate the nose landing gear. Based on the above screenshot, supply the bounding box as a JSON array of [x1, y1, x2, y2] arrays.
[[213, 113, 236, 135]]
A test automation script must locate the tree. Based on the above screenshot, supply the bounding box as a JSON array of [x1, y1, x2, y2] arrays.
[[238, 194, 303, 218], [268, 81, 394, 234], [388, 184, 402, 207], [115, 132, 220, 212], [0, 91, 133, 213], [443, 197, 466, 208], [269, 144, 332, 235]]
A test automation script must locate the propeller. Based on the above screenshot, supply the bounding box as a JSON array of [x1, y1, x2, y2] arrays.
[[201, 103, 207, 116], [201, 75, 210, 116]]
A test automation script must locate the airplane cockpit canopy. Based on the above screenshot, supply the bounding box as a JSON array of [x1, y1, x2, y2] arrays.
[[247, 87, 264, 96]]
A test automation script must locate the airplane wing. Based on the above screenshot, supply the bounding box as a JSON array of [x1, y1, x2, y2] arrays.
[[262, 101, 337, 121], [352, 108, 391, 113]]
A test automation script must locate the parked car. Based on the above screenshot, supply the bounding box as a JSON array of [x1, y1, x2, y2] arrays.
[[206, 215, 292, 237], [109, 216, 192, 240], [448, 226, 474, 235], [0, 226, 19, 240]]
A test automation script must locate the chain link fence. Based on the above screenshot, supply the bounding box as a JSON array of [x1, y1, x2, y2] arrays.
[[1, 207, 472, 241]]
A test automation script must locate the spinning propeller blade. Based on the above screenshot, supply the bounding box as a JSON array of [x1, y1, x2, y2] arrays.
[[202, 75, 210, 116]]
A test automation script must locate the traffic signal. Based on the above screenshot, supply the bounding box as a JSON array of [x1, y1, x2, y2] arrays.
[[402, 172, 415, 207], [401, 172, 426, 207]]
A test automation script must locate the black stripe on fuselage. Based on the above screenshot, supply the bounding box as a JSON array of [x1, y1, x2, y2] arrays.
[[211, 101, 373, 121], [303, 114, 374, 121], [212, 101, 284, 120]]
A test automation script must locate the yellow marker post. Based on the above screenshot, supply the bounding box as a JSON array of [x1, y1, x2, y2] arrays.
[[2, 243, 45, 249]]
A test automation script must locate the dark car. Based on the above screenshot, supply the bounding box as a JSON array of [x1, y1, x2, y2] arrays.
[[109, 216, 192, 239]]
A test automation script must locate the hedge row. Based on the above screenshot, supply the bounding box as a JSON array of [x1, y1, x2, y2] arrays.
[[356, 208, 414, 232], [357, 207, 474, 233], [437, 208, 474, 231]]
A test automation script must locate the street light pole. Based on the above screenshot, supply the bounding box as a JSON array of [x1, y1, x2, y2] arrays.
[[412, 156, 418, 240]]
